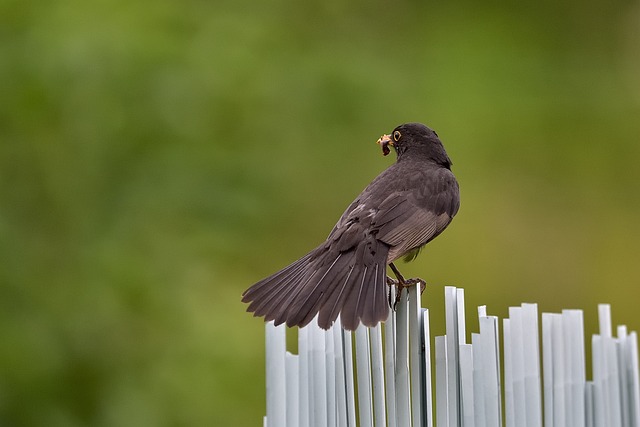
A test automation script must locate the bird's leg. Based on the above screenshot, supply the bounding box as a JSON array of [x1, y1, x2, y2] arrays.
[[389, 263, 426, 310]]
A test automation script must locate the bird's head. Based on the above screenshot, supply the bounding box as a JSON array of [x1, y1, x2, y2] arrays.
[[377, 122, 453, 168]]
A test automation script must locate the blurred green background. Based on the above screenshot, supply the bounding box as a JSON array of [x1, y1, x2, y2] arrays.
[[1, 0, 640, 425]]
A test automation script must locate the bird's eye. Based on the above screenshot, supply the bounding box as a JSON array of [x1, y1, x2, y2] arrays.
[[393, 131, 401, 142]]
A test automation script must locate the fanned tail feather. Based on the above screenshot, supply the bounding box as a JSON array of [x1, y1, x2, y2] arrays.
[[339, 238, 389, 329], [286, 253, 349, 328], [242, 252, 313, 303], [242, 238, 390, 330], [243, 252, 315, 316], [317, 264, 355, 329]]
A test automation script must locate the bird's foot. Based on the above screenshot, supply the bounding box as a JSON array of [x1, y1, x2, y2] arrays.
[[392, 278, 426, 310], [388, 263, 426, 310]]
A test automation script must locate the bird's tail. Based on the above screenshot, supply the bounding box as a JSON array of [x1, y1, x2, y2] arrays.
[[241, 238, 390, 330]]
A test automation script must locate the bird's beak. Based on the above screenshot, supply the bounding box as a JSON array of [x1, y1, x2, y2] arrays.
[[377, 134, 393, 156]]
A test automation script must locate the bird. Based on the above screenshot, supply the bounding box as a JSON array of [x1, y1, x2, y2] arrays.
[[241, 123, 460, 331]]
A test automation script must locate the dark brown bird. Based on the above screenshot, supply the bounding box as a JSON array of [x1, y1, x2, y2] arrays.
[[242, 123, 460, 330]]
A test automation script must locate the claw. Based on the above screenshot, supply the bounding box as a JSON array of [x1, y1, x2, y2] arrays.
[[388, 263, 427, 310], [387, 276, 398, 309], [393, 288, 403, 311]]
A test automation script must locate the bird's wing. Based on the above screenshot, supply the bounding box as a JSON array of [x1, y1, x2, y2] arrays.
[[372, 167, 460, 259]]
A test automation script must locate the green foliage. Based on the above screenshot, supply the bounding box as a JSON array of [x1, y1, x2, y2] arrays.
[[1, 0, 639, 425]]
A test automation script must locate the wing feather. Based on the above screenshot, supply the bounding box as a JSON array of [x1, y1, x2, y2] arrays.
[[371, 168, 459, 261]]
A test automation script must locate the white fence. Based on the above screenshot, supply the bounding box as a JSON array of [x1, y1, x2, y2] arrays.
[[263, 286, 640, 427]]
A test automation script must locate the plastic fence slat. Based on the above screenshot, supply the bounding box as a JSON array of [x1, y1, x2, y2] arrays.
[[592, 335, 606, 427], [423, 308, 434, 427], [409, 285, 422, 427], [342, 329, 357, 427], [286, 352, 299, 427], [385, 302, 397, 427], [595, 304, 621, 427], [355, 326, 373, 427], [456, 289, 469, 427], [542, 314, 554, 427], [564, 310, 585, 427], [560, 313, 573, 427], [333, 320, 348, 427], [503, 319, 514, 427], [586, 381, 595, 427], [460, 343, 476, 427], [599, 304, 612, 338], [311, 321, 328, 427], [627, 332, 640, 427], [478, 305, 487, 318], [605, 335, 622, 427], [551, 314, 566, 427], [445, 286, 460, 427], [472, 333, 487, 427], [617, 326, 630, 427], [266, 322, 286, 427], [436, 335, 449, 427], [479, 313, 502, 427], [299, 325, 310, 427], [395, 289, 412, 427], [507, 308, 525, 427], [562, 312, 574, 427], [457, 288, 467, 346], [522, 304, 542, 427], [370, 324, 386, 427], [325, 328, 336, 427]]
